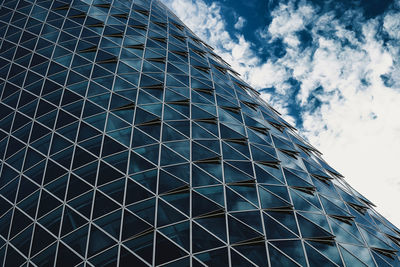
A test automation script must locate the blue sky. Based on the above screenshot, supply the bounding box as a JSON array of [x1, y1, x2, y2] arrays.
[[161, 0, 400, 227]]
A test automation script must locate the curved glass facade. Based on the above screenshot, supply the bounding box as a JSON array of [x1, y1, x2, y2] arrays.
[[0, 0, 399, 266]]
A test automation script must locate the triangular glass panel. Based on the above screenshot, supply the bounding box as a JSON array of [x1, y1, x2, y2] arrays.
[[296, 213, 334, 241], [61, 221, 89, 256], [161, 189, 190, 216], [195, 247, 229, 266], [263, 212, 298, 239], [268, 242, 304, 266], [305, 240, 343, 266], [192, 164, 221, 186], [126, 197, 156, 225], [226, 188, 256, 212], [228, 215, 263, 245], [158, 169, 188, 195], [192, 221, 225, 253], [258, 186, 292, 210], [92, 190, 120, 219], [129, 151, 155, 174], [155, 232, 188, 265], [233, 242, 269, 266], [93, 209, 121, 240], [157, 199, 187, 227], [192, 191, 224, 218], [122, 209, 153, 241], [271, 240, 307, 266], [87, 225, 116, 257], [339, 244, 369, 267]]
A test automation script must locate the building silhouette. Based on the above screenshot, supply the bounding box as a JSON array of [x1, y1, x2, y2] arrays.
[[0, 0, 399, 265]]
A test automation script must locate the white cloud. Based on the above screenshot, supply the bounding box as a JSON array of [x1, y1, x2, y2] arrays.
[[161, 0, 400, 227], [268, 2, 314, 41], [234, 16, 246, 30], [384, 11, 400, 40]]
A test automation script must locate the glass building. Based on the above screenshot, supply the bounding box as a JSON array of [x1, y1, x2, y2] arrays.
[[0, 0, 399, 265]]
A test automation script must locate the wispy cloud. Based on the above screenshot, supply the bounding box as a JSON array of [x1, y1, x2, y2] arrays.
[[234, 16, 246, 30], [161, 0, 400, 227]]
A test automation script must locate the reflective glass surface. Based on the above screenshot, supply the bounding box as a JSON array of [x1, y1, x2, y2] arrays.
[[0, 0, 400, 266]]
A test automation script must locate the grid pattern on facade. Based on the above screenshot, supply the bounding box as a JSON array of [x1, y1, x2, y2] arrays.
[[0, 0, 399, 266]]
